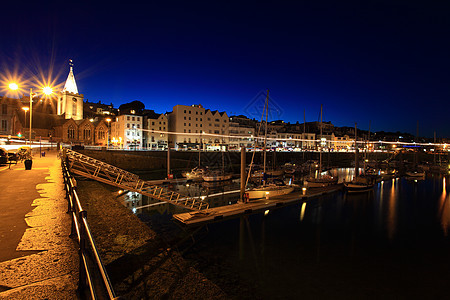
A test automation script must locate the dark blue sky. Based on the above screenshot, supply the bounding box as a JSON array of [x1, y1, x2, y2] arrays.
[[1, 1, 450, 137]]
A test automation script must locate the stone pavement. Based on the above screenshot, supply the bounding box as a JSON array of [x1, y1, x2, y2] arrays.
[[0, 150, 78, 299]]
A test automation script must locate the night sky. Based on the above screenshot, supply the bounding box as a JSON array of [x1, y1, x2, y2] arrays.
[[1, 1, 450, 137]]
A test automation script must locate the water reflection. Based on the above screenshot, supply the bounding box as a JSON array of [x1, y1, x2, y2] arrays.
[[386, 178, 398, 240], [134, 170, 450, 298], [439, 176, 450, 236], [300, 202, 307, 221]]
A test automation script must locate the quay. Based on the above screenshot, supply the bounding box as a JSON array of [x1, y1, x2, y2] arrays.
[[0, 151, 78, 299], [173, 184, 343, 226]]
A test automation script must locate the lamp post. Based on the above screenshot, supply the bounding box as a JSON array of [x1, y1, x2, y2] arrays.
[[106, 118, 111, 149], [21, 106, 29, 144], [8, 83, 53, 147]]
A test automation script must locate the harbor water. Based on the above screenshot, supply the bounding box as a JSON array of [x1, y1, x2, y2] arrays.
[[125, 170, 450, 298]]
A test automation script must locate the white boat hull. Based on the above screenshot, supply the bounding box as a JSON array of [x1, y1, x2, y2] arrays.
[[202, 174, 233, 182]]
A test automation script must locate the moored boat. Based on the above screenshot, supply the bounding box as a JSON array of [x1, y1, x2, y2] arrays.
[[202, 171, 233, 182], [344, 177, 375, 193], [182, 166, 207, 180]]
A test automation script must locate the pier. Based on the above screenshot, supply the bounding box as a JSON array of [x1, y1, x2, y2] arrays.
[[173, 185, 343, 226]]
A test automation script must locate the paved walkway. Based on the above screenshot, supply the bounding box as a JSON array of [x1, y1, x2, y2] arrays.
[[0, 151, 78, 299]]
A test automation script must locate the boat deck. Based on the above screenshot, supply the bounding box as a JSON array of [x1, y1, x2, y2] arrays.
[[173, 184, 343, 226]]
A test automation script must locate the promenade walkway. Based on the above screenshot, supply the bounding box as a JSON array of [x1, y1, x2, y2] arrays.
[[0, 151, 78, 299]]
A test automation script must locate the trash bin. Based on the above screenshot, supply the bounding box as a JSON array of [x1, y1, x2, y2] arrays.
[[24, 159, 32, 170]]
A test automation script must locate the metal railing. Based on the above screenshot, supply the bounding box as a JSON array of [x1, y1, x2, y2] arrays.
[[62, 158, 121, 299]]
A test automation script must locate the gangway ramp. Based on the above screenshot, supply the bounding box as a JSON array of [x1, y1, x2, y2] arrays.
[[64, 149, 208, 210]]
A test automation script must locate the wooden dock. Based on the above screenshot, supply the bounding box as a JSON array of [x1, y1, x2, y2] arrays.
[[173, 184, 344, 226]]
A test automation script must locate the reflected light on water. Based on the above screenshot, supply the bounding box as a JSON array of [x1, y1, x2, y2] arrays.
[[300, 202, 307, 221], [439, 177, 450, 236], [387, 180, 397, 240]]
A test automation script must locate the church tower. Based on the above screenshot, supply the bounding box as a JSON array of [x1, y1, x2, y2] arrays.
[[58, 60, 84, 120]]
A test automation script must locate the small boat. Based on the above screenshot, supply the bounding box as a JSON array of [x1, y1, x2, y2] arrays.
[[305, 174, 338, 188], [344, 177, 375, 193], [246, 179, 294, 199], [405, 170, 425, 178], [380, 169, 397, 181], [182, 166, 208, 180], [202, 171, 233, 182]]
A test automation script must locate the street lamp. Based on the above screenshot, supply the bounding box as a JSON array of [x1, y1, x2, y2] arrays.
[[21, 107, 29, 144], [8, 83, 53, 146], [106, 118, 111, 148]]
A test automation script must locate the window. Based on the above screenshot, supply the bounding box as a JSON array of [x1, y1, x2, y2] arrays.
[[127, 116, 130, 121], [1, 120, 7, 131], [215, 119, 219, 122], [184, 129, 186, 133], [137, 124, 140, 129], [127, 124, 130, 128], [188, 129, 191, 133], [152, 121, 155, 125], [189, 117, 191, 120], [196, 124, 198, 127], [200, 118, 202, 121], [189, 111, 191, 114], [184, 123, 186, 126], [184, 116, 186, 120], [68, 125, 75, 139], [132, 117, 135, 121], [159, 121, 161, 124], [159, 127, 161, 130], [98, 130, 105, 140], [72, 98, 77, 116], [2, 104, 7, 115], [208, 118, 211, 121], [83, 126, 91, 140], [151, 136, 155, 142]]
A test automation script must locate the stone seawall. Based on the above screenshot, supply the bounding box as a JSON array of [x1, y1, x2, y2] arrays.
[[79, 149, 400, 172]]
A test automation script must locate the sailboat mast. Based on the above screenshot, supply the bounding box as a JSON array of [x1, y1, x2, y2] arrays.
[[263, 90, 269, 174], [303, 109, 306, 161], [355, 122, 359, 177], [319, 104, 323, 175]]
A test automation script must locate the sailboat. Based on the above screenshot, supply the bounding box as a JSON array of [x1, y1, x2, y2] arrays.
[[202, 149, 233, 182], [246, 90, 294, 200], [305, 104, 338, 188], [344, 123, 376, 192], [182, 146, 207, 180]]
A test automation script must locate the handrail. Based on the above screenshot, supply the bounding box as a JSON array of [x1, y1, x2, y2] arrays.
[[61, 156, 121, 299]]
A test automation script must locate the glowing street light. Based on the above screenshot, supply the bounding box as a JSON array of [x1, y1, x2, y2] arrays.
[[8, 83, 54, 146]]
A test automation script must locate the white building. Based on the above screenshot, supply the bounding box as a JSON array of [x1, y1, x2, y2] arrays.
[[229, 121, 255, 149], [167, 104, 229, 150], [110, 114, 143, 149], [146, 112, 168, 150], [57, 61, 84, 120]]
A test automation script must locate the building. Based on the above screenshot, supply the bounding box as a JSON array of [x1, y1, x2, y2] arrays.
[[110, 114, 143, 149], [145, 111, 168, 150], [0, 96, 22, 137], [167, 104, 229, 150], [228, 121, 255, 149], [55, 118, 109, 145], [334, 134, 353, 151], [57, 61, 84, 120]]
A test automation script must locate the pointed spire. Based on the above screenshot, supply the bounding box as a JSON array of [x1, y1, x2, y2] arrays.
[[62, 59, 79, 94]]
